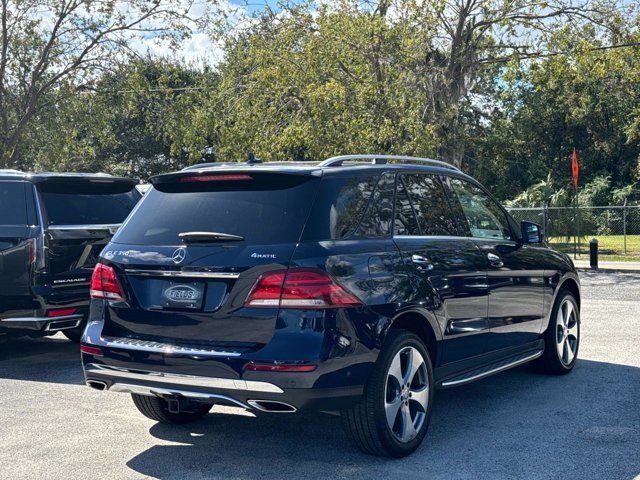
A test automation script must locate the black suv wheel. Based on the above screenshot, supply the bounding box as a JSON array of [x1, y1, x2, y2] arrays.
[[533, 289, 580, 375], [342, 330, 434, 457], [131, 394, 212, 424]]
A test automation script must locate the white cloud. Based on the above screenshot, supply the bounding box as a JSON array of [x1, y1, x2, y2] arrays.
[[122, 0, 249, 68]]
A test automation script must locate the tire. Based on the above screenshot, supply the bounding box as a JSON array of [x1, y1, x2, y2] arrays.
[[131, 394, 212, 424], [341, 329, 434, 458], [532, 289, 580, 375]]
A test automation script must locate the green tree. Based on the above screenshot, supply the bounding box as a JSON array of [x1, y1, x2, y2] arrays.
[[20, 58, 218, 177], [0, 0, 209, 168]]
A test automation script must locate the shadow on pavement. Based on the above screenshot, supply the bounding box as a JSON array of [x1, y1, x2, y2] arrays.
[[0, 334, 83, 385], [125, 359, 640, 480]]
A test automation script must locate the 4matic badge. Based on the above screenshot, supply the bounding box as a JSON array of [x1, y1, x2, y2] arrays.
[[251, 252, 277, 259]]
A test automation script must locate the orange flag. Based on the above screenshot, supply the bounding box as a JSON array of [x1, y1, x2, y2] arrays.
[[571, 148, 579, 189]]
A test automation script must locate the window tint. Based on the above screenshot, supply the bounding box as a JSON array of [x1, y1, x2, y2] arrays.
[[356, 173, 395, 238], [0, 182, 28, 225], [114, 174, 318, 246], [303, 174, 390, 241], [448, 178, 512, 240], [394, 176, 421, 236], [400, 174, 459, 236], [40, 191, 139, 226]]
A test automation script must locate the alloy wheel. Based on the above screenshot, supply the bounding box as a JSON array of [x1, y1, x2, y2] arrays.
[[384, 346, 429, 443], [556, 298, 579, 366]]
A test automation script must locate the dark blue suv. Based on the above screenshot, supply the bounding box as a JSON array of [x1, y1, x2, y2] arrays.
[[82, 155, 580, 457]]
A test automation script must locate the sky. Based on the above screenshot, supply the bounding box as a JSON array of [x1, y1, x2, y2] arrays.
[[130, 0, 283, 67]]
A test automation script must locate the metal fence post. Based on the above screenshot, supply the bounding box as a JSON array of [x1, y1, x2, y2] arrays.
[[543, 203, 548, 237], [623, 199, 627, 255]]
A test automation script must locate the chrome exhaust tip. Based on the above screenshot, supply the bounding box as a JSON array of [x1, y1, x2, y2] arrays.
[[247, 399, 297, 413], [87, 380, 108, 391]]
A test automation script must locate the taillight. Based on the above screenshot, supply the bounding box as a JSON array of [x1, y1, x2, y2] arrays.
[[28, 238, 36, 266], [90, 263, 125, 302], [245, 268, 363, 309], [27, 236, 46, 272]]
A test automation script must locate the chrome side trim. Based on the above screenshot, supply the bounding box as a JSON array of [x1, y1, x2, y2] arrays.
[[0, 314, 81, 324], [100, 335, 243, 357], [47, 224, 121, 231], [440, 350, 544, 388], [107, 383, 250, 409], [85, 363, 283, 393], [124, 269, 240, 279]]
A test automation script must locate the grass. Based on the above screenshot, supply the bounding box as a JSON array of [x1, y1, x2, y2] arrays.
[[547, 235, 640, 262]]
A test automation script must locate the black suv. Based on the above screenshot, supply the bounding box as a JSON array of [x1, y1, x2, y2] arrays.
[[0, 171, 140, 341], [82, 155, 580, 457]]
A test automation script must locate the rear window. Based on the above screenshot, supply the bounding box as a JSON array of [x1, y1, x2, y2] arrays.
[[0, 181, 28, 225], [113, 173, 319, 246], [38, 182, 139, 226]]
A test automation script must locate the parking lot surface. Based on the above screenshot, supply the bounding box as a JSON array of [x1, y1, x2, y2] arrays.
[[1, 271, 639, 479]]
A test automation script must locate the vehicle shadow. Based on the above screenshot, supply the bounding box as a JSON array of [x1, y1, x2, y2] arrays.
[[126, 359, 640, 480], [0, 334, 83, 385]]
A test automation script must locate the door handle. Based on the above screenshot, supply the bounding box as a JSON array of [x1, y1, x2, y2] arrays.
[[411, 254, 434, 271], [487, 252, 504, 268]]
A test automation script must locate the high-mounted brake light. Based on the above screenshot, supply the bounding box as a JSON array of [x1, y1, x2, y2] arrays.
[[90, 263, 125, 302], [245, 268, 363, 309], [179, 174, 253, 183]]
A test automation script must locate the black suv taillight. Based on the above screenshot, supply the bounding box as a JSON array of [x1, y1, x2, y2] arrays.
[[90, 263, 125, 302], [245, 268, 363, 309]]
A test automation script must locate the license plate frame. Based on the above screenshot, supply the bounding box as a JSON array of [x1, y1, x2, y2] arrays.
[[161, 281, 205, 310]]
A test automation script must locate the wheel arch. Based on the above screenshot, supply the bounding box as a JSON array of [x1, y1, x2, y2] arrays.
[[384, 310, 441, 368], [558, 276, 581, 310], [543, 273, 581, 331]]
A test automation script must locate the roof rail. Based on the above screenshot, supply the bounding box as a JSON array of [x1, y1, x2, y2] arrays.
[[0, 168, 24, 175], [318, 155, 461, 172]]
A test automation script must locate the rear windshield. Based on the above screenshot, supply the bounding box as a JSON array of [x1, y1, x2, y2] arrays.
[[38, 182, 139, 226], [113, 173, 319, 246], [0, 181, 28, 225]]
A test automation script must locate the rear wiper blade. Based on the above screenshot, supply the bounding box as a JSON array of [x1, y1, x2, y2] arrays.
[[178, 231, 245, 243]]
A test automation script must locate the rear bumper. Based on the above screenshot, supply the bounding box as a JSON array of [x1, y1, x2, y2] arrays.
[[1, 284, 90, 336], [83, 361, 364, 413], [0, 314, 83, 334], [81, 302, 381, 413]]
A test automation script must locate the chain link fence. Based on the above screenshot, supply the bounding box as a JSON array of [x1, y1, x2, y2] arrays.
[[507, 205, 640, 259]]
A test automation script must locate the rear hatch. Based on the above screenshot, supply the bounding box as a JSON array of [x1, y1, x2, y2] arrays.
[[36, 176, 140, 289], [101, 169, 321, 348]]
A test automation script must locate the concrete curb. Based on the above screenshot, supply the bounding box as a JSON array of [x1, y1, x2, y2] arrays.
[[576, 267, 640, 274]]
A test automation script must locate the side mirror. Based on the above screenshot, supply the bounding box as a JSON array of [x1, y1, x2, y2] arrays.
[[521, 221, 543, 244]]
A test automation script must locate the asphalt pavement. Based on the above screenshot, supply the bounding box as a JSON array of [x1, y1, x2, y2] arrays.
[[0, 271, 638, 479]]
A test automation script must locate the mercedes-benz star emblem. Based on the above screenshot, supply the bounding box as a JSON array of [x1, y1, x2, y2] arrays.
[[172, 248, 187, 265]]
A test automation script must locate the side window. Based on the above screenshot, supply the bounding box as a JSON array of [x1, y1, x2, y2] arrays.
[[303, 173, 393, 241], [400, 174, 460, 236], [394, 176, 421, 235], [0, 181, 28, 226], [448, 178, 512, 240], [356, 172, 395, 238]]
